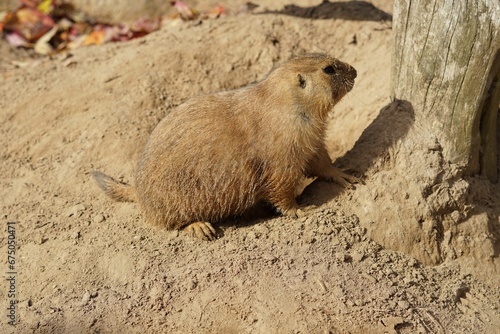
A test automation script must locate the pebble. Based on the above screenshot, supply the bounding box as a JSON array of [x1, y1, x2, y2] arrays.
[[246, 231, 257, 240], [381, 316, 404, 329], [38, 235, 48, 245], [168, 230, 179, 238], [331, 236, 340, 246], [82, 291, 98, 305], [82, 291, 91, 304], [189, 280, 198, 290], [398, 300, 410, 309], [336, 252, 348, 262], [351, 250, 364, 262], [318, 225, 333, 235], [66, 204, 85, 218], [262, 253, 277, 263], [72, 231, 81, 239], [93, 214, 105, 224], [304, 217, 315, 226]]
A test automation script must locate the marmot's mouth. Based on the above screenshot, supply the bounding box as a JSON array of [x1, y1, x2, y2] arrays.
[[344, 78, 355, 92], [331, 78, 355, 101]]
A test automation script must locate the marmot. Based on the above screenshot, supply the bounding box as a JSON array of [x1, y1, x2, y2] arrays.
[[93, 53, 359, 240]]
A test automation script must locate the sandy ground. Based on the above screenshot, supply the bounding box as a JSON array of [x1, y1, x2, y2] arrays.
[[1, 1, 500, 333]]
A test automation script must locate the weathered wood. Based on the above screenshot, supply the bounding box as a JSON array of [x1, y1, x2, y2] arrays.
[[392, 0, 500, 179]]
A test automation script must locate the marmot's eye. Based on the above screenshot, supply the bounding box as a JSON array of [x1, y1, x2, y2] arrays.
[[298, 74, 306, 88], [323, 66, 335, 75]]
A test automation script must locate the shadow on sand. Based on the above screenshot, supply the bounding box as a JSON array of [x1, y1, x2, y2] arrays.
[[260, 0, 392, 22]]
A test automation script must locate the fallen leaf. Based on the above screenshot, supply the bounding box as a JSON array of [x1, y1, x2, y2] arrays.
[[4, 7, 55, 41], [5, 32, 30, 47], [0, 11, 7, 32], [20, 0, 40, 8], [2, 0, 222, 53], [66, 34, 86, 49], [34, 24, 57, 54], [238, 2, 259, 14], [171, 0, 197, 21], [82, 29, 106, 46], [203, 5, 225, 19], [10, 59, 42, 67], [131, 17, 160, 34], [37, 0, 54, 14]]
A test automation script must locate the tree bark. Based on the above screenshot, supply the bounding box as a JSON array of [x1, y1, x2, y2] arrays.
[[392, 0, 500, 181]]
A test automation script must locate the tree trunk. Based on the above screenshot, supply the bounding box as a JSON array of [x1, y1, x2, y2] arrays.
[[337, 1, 500, 271], [392, 0, 500, 181]]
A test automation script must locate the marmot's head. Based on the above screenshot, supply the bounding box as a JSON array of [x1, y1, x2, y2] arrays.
[[269, 53, 356, 120]]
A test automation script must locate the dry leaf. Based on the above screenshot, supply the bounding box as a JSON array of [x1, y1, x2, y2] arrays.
[[20, 0, 40, 8], [171, 0, 197, 21], [1, 0, 222, 54], [4, 7, 55, 41], [5, 32, 29, 47], [203, 5, 225, 19], [131, 17, 161, 34], [37, 0, 54, 14], [82, 29, 106, 46], [34, 25, 57, 54]]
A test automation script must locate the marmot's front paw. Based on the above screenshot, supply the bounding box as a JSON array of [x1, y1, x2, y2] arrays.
[[324, 168, 363, 189]]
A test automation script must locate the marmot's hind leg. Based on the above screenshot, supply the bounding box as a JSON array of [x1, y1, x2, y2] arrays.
[[184, 222, 217, 241]]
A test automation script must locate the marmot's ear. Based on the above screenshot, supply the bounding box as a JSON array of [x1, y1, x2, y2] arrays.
[[298, 74, 306, 89]]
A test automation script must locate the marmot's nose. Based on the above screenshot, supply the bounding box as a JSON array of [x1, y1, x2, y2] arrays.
[[350, 66, 357, 79]]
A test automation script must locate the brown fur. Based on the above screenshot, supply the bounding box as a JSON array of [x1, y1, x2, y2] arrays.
[[93, 53, 358, 240]]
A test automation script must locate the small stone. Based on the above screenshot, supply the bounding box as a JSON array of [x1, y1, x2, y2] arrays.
[[336, 252, 349, 262], [304, 217, 315, 226], [331, 237, 340, 246], [306, 235, 317, 244], [262, 253, 277, 263], [246, 231, 257, 240], [381, 316, 404, 329], [93, 214, 105, 224], [66, 204, 85, 218], [82, 291, 91, 304], [318, 225, 333, 235], [351, 250, 364, 262], [189, 280, 198, 290], [403, 276, 414, 285], [38, 235, 49, 245], [72, 231, 81, 239], [398, 300, 410, 309]]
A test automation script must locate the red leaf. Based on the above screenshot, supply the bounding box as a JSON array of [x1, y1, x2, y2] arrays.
[[3, 8, 55, 42]]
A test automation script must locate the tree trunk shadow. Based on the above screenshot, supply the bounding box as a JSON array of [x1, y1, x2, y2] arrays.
[[259, 0, 392, 22], [300, 99, 415, 206]]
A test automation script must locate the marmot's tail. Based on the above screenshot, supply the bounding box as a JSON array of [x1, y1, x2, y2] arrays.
[[92, 171, 136, 202]]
